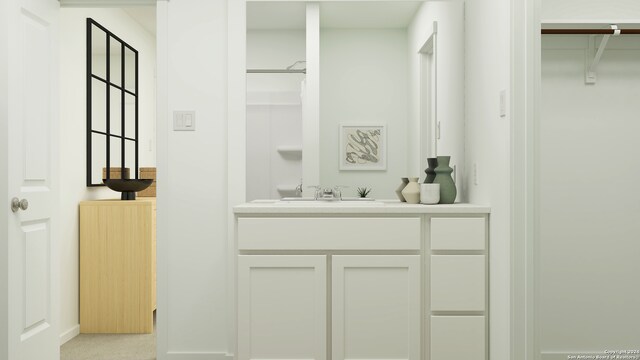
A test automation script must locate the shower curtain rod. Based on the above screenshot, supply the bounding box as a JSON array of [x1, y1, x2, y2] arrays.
[[542, 29, 640, 35], [247, 69, 306, 74]]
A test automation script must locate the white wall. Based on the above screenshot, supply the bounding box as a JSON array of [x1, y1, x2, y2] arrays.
[[542, 0, 640, 21], [59, 7, 156, 343], [319, 28, 408, 199], [538, 34, 640, 358], [464, 0, 511, 359], [407, 1, 465, 199], [157, 0, 229, 357], [536, 3, 640, 358]]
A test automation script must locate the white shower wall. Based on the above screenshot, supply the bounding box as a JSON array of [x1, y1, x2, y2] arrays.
[[246, 92, 303, 200], [246, 30, 305, 200]]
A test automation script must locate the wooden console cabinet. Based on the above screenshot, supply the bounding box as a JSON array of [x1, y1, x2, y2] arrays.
[[79, 198, 156, 334]]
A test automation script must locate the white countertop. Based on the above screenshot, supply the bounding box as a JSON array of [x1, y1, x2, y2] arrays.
[[234, 200, 490, 214]]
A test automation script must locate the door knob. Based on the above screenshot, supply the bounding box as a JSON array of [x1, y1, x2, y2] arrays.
[[11, 198, 28, 212]]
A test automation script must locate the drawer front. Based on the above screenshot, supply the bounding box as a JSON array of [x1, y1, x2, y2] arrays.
[[431, 217, 486, 250], [431, 255, 486, 311], [431, 316, 486, 360], [238, 217, 421, 251]]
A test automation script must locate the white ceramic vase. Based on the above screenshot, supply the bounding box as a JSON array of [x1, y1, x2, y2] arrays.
[[401, 177, 421, 204], [420, 183, 440, 205]]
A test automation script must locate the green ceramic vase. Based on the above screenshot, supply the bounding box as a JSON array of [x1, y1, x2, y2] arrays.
[[433, 156, 457, 204], [423, 157, 438, 183]]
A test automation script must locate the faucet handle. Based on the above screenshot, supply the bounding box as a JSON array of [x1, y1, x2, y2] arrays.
[[307, 185, 322, 199], [333, 185, 349, 200], [295, 179, 304, 194]]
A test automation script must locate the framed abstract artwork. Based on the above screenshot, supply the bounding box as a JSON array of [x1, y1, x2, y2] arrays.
[[339, 124, 387, 171]]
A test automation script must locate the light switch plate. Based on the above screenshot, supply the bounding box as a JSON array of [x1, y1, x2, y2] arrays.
[[173, 111, 196, 131]]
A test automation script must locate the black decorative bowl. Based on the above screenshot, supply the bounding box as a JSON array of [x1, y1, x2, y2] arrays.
[[103, 179, 154, 200]]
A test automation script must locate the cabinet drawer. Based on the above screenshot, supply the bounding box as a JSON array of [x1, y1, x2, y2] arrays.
[[431, 255, 485, 311], [431, 316, 485, 360], [238, 217, 420, 251], [431, 217, 486, 250]]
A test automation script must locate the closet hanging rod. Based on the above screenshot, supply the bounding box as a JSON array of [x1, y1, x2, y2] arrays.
[[247, 69, 306, 74], [542, 29, 640, 35]]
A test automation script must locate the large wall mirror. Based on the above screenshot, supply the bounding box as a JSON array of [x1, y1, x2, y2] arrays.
[[244, 1, 462, 201], [87, 18, 139, 186]]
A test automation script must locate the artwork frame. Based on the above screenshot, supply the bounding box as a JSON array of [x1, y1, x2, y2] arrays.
[[339, 123, 387, 171]]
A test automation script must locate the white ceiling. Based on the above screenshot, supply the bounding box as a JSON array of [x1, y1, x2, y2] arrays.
[[320, 2, 423, 28], [247, 2, 307, 30], [123, 6, 156, 35], [246, 1, 424, 30]]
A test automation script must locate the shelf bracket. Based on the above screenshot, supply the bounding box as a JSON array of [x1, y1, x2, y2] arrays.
[[586, 24, 620, 84]]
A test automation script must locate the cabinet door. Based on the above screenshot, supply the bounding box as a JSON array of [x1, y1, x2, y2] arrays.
[[431, 316, 486, 360], [332, 256, 421, 360], [238, 255, 327, 360]]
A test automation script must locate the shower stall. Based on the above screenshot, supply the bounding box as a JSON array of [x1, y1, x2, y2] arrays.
[[246, 61, 306, 201]]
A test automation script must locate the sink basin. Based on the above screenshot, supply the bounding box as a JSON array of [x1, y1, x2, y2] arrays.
[[277, 198, 384, 206], [103, 179, 154, 200]]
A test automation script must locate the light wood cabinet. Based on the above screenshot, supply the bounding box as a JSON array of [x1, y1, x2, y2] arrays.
[[79, 198, 156, 334]]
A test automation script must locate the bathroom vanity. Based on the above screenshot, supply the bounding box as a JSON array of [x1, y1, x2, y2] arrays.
[[233, 201, 489, 360]]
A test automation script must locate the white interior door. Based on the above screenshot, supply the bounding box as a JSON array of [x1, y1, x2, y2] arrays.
[[2, 0, 59, 359]]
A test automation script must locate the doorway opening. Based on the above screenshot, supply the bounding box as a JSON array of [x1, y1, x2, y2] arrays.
[[58, 5, 158, 360]]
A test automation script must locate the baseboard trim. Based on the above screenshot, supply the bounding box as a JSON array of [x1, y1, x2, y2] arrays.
[[164, 352, 233, 360], [59, 325, 80, 345]]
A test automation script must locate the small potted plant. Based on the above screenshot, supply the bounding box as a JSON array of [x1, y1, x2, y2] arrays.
[[357, 187, 372, 198]]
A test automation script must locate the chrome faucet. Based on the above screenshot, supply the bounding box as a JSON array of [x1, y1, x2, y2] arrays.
[[308, 185, 347, 201], [295, 179, 304, 196]]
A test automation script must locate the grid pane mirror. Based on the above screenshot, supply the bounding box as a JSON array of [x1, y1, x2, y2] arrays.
[[87, 18, 139, 186]]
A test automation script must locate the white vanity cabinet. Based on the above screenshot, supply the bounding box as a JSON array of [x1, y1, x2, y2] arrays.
[[234, 203, 489, 360], [429, 217, 488, 360]]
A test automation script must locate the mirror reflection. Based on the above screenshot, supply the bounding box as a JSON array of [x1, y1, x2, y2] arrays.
[[246, 1, 461, 201]]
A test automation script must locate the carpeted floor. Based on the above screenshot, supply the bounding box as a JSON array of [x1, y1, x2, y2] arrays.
[[60, 325, 156, 360]]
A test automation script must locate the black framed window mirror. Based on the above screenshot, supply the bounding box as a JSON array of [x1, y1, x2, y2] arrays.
[[87, 18, 151, 199]]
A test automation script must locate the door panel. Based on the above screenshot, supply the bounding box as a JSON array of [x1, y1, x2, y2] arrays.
[[332, 255, 421, 360], [237, 255, 327, 360], [5, 0, 59, 359], [22, 10, 51, 181], [23, 223, 50, 330], [431, 316, 485, 360]]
